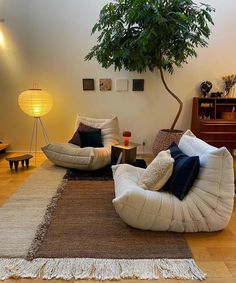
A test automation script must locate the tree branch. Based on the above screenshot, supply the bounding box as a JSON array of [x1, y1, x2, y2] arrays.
[[159, 66, 183, 130]]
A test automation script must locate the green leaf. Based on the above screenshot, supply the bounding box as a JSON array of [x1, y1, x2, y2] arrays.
[[85, 0, 215, 74]]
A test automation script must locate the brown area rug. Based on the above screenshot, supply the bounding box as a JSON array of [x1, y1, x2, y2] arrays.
[[35, 181, 192, 259], [0, 169, 206, 281]]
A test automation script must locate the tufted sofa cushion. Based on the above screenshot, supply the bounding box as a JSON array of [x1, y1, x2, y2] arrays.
[[112, 130, 234, 232]]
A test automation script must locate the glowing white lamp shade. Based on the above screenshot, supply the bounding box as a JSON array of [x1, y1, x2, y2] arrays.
[[18, 89, 53, 117], [0, 29, 4, 47], [0, 19, 6, 48]]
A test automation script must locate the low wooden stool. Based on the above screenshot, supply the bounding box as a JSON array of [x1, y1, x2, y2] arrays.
[[6, 154, 33, 171]]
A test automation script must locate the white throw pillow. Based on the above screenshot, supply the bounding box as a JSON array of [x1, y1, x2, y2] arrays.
[[139, 150, 174, 191]]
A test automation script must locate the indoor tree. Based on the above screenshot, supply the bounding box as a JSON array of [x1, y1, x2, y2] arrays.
[[85, 0, 215, 131]]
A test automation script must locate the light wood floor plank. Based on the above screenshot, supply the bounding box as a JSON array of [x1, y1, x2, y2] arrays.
[[180, 278, 236, 283], [197, 261, 232, 278], [207, 248, 236, 261], [225, 261, 236, 278]]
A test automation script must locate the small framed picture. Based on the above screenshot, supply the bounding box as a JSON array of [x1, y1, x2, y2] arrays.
[[132, 79, 144, 91], [83, 79, 95, 91], [100, 79, 112, 91], [116, 79, 128, 92]]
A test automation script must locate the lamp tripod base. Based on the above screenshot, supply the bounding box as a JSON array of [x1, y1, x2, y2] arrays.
[[29, 117, 49, 165]]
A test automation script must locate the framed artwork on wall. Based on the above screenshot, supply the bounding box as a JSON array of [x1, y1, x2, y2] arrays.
[[100, 79, 112, 91], [82, 79, 95, 91], [116, 79, 128, 92], [132, 79, 144, 91]]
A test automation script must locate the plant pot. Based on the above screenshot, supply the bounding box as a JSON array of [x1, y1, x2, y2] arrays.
[[152, 129, 184, 156]]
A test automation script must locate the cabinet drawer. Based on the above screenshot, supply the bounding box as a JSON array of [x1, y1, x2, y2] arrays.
[[201, 139, 236, 149], [200, 121, 236, 132], [199, 132, 236, 141]]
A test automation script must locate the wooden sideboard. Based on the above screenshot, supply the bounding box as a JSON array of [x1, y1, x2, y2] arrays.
[[191, 97, 236, 150], [0, 143, 9, 153]]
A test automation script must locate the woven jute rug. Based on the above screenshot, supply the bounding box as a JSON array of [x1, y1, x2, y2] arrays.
[[34, 181, 192, 259], [0, 163, 206, 281]]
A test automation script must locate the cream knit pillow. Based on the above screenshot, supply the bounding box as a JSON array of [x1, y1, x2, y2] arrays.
[[139, 150, 174, 191]]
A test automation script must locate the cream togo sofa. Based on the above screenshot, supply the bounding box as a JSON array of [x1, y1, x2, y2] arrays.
[[42, 115, 119, 170], [112, 130, 235, 232]]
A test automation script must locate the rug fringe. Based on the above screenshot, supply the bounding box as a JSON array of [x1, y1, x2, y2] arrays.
[[0, 258, 206, 281], [26, 180, 68, 261]]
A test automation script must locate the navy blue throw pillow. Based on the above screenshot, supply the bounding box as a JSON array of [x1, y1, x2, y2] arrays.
[[167, 142, 200, 200], [79, 129, 104, 148]]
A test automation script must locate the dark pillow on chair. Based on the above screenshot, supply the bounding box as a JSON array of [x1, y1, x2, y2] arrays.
[[68, 122, 97, 146], [79, 129, 104, 148], [167, 142, 200, 200]]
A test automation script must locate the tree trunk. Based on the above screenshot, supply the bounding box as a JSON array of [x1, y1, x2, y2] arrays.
[[159, 66, 183, 130]]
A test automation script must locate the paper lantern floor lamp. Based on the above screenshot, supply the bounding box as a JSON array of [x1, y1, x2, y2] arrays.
[[18, 88, 53, 156]]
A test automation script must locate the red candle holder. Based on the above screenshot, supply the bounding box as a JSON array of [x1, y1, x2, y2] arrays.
[[123, 131, 131, 146]]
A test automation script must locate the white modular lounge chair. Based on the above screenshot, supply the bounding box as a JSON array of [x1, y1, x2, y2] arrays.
[[112, 130, 234, 232], [42, 115, 119, 170]]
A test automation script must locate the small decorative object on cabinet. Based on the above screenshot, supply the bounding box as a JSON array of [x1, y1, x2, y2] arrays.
[[191, 97, 236, 150], [211, 92, 222, 98], [200, 81, 212, 97], [222, 74, 236, 97]]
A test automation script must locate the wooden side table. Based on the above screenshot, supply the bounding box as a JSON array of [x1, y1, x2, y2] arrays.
[[111, 143, 138, 164]]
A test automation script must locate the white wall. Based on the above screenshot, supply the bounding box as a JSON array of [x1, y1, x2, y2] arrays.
[[1, 0, 236, 152]]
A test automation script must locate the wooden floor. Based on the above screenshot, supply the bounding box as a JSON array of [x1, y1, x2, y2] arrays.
[[0, 152, 236, 283]]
